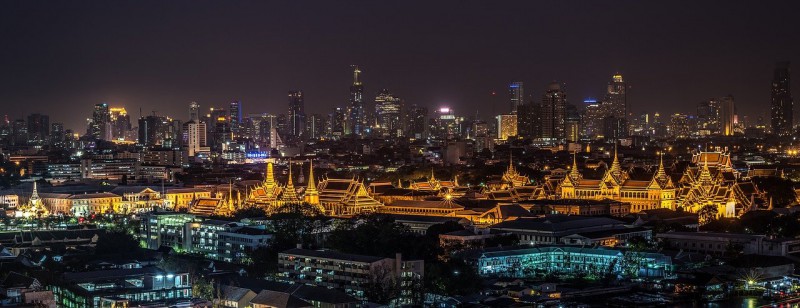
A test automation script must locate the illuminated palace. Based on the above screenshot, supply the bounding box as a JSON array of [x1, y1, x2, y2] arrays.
[[675, 151, 760, 218], [244, 159, 382, 216], [246, 160, 316, 212], [559, 148, 676, 213]]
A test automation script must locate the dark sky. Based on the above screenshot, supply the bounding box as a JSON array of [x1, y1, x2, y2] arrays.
[[1, 0, 799, 131]]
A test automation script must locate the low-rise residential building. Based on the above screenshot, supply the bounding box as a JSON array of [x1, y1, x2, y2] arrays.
[[656, 232, 800, 256], [49, 267, 192, 307], [278, 248, 424, 299]]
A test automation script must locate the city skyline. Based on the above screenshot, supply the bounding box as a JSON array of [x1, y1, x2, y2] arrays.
[[1, 1, 799, 131]]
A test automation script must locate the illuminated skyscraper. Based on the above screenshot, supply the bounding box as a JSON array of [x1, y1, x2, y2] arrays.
[[696, 99, 720, 135], [26, 113, 49, 143], [582, 98, 603, 139], [182, 102, 208, 157], [604, 74, 628, 137], [407, 104, 428, 139], [89, 103, 110, 140], [541, 82, 566, 141], [374, 89, 403, 138], [509, 81, 524, 113], [347, 65, 365, 136], [229, 100, 243, 137], [719, 95, 736, 136], [288, 90, 305, 139], [430, 107, 464, 140], [330, 107, 346, 139], [496, 114, 517, 140], [565, 103, 580, 142], [771, 61, 793, 135], [110, 107, 131, 141]]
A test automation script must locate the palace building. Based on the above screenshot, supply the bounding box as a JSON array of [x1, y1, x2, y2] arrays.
[[558, 148, 676, 213], [675, 151, 761, 218]]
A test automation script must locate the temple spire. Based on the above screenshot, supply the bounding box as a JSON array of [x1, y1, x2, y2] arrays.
[[656, 153, 666, 178], [570, 151, 580, 178], [306, 160, 317, 193], [265, 160, 276, 189], [608, 143, 621, 175]]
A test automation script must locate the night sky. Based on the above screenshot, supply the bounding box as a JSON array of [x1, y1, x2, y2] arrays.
[[1, 1, 799, 131]]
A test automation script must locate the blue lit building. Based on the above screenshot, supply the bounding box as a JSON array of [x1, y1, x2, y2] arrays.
[[478, 246, 672, 279]]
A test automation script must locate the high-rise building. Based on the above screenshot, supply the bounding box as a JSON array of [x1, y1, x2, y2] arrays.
[[347, 65, 365, 136], [374, 89, 403, 138], [304, 113, 325, 140], [229, 100, 243, 137], [407, 104, 428, 139], [771, 61, 793, 135], [182, 102, 208, 157], [604, 74, 628, 137], [330, 107, 346, 139], [288, 91, 305, 139], [565, 103, 580, 142], [669, 113, 694, 139], [89, 103, 111, 140], [541, 82, 567, 141], [582, 99, 603, 139], [719, 95, 736, 136], [110, 107, 131, 141], [50, 122, 65, 145], [516, 103, 541, 140], [496, 114, 517, 140], [26, 113, 49, 142], [509, 82, 524, 113], [430, 107, 464, 140], [696, 98, 720, 136]]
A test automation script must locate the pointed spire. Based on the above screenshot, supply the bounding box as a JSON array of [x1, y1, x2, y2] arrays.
[[31, 181, 39, 200], [609, 143, 621, 174], [306, 160, 317, 193], [265, 160, 276, 189], [454, 175, 459, 187], [656, 153, 666, 178], [430, 169, 436, 182], [570, 151, 580, 179], [286, 160, 294, 187]]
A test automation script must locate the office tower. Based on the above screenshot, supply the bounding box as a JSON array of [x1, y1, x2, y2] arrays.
[[26, 113, 49, 142], [669, 113, 693, 139], [603, 116, 627, 141], [109, 107, 131, 141], [430, 107, 464, 140], [771, 61, 793, 135], [50, 122, 64, 144], [601, 74, 628, 137], [696, 99, 720, 135], [89, 103, 111, 140], [496, 114, 518, 140], [606, 74, 627, 118], [229, 100, 243, 137], [509, 81, 524, 113], [304, 113, 325, 140], [541, 82, 567, 141], [374, 89, 403, 138], [565, 103, 580, 142], [182, 102, 207, 157], [407, 104, 428, 139], [582, 99, 603, 139], [347, 65, 365, 136], [288, 90, 305, 139], [719, 95, 736, 136], [330, 107, 346, 139], [11, 119, 27, 146], [516, 103, 541, 140]]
